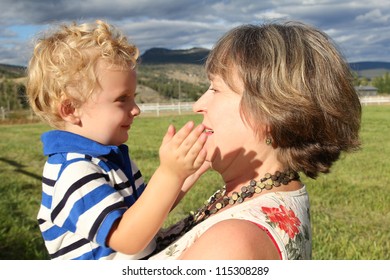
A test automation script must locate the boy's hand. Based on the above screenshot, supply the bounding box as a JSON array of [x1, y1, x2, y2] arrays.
[[159, 121, 207, 181]]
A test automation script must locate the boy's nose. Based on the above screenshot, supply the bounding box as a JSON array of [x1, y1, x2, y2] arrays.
[[131, 103, 141, 116]]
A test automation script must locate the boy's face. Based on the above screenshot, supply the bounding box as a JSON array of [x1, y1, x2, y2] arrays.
[[75, 62, 140, 146]]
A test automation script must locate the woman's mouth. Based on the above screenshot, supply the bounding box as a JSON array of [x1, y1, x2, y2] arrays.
[[204, 128, 214, 135]]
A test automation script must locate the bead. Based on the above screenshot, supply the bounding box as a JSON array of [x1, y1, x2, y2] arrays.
[[250, 180, 256, 187], [264, 178, 273, 185], [216, 202, 223, 209], [223, 196, 230, 203], [231, 192, 239, 201]]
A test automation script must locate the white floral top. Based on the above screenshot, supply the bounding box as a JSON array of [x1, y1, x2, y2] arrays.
[[149, 186, 311, 260]]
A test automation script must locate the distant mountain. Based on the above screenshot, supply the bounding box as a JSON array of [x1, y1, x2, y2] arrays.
[[349, 61, 390, 79], [2, 52, 390, 78], [140, 47, 209, 64], [349, 61, 390, 71], [140, 49, 390, 76], [0, 63, 26, 78]]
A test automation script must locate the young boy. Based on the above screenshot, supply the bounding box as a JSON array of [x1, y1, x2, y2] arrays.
[[27, 20, 207, 259]]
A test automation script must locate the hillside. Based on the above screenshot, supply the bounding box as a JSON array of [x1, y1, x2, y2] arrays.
[[136, 63, 208, 102], [1, 49, 390, 106], [349, 61, 390, 71], [0, 64, 27, 79], [349, 61, 390, 79], [140, 47, 209, 65]]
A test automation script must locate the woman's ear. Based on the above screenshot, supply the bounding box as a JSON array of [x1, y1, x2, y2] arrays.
[[58, 99, 81, 125]]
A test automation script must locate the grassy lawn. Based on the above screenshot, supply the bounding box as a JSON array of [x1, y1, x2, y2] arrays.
[[0, 105, 389, 259]]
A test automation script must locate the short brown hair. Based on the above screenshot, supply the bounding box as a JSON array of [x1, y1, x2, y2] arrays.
[[206, 21, 361, 178], [27, 20, 139, 128]]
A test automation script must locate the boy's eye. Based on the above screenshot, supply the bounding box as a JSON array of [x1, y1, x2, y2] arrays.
[[117, 95, 129, 102]]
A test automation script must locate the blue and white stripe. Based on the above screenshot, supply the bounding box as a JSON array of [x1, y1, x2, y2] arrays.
[[37, 130, 154, 259]]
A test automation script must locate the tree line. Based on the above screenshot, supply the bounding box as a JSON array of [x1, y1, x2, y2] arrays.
[[353, 72, 390, 94], [1, 70, 390, 113], [0, 79, 27, 111]]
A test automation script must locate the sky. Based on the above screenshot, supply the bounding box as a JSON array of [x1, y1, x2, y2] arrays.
[[0, 0, 389, 66]]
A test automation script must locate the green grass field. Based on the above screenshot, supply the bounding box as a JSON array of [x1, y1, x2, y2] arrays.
[[0, 105, 389, 259]]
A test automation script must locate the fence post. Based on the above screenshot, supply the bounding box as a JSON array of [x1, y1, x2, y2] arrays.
[[1, 106, 5, 120]]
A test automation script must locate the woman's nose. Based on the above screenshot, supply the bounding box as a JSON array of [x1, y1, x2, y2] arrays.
[[193, 91, 208, 113]]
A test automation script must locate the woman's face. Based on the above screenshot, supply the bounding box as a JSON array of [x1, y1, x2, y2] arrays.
[[193, 73, 261, 176]]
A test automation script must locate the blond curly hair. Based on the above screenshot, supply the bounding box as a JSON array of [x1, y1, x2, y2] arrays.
[[27, 20, 139, 128]]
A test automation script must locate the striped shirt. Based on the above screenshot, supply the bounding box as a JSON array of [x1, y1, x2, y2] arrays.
[[37, 130, 155, 259]]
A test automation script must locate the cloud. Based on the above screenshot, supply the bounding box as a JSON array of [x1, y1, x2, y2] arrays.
[[356, 9, 390, 24], [0, 0, 389, 65]]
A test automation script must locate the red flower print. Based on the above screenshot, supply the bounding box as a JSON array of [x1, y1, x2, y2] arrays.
[[262, 205, 301, 239]]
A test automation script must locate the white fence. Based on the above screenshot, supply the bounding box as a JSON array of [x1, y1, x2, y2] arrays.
[[1, 96, 390, 120], [138, 102, 195, 116], [360, 96, 390, 105], [138, 96, 390, 116]]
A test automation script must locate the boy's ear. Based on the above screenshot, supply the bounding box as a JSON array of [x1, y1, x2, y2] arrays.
[[58, 99, 81, 125]]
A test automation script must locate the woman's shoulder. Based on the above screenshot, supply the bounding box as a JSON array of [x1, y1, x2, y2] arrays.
[[179, 219, 280, 259]]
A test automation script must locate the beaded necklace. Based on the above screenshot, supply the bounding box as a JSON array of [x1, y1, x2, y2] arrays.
[[188, 170, 300, 227], [155, 170, 300, 252]]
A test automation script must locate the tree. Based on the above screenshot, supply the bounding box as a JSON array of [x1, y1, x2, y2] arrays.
[[0, 79, 25, 110], [372, 72, 390, 94]]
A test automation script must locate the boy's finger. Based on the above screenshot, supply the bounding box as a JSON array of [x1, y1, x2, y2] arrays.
[[185, 132, 207, 162], [178, 124, 205, 154], [192, 147, 207, 169], [161, 124, 176, 145], [171, 121, 195, 145]]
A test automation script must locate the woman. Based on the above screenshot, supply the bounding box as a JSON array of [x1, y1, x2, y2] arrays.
[[150, 21, 361, 260]]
